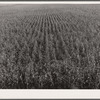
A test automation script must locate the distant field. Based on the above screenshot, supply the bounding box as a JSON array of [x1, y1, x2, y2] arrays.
[[1, 4, 100, 89]]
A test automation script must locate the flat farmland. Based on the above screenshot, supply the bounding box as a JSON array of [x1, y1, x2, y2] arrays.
[[0, 4, 100, 89]]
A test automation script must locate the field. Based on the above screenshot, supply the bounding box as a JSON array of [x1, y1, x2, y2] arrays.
[[1, 4, 100, 89]]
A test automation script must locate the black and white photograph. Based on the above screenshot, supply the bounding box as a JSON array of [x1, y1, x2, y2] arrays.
[[1, 3, 100, 90]]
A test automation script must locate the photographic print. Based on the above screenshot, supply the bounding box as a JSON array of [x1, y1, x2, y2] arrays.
[[0, 3, 100, 89]]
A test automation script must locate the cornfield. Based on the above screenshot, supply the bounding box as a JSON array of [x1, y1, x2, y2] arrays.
[[0, 4, 100, 89]]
